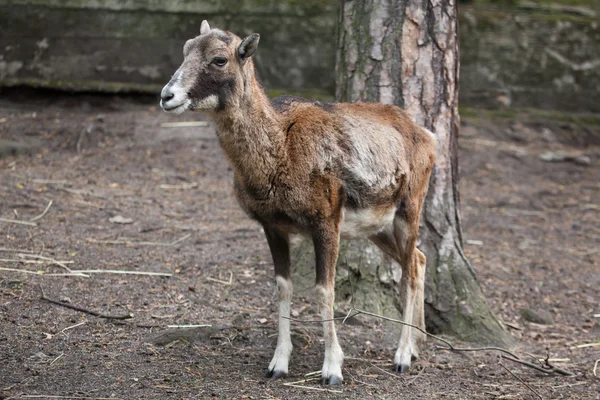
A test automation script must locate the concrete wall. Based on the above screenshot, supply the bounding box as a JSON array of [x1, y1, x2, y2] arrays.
[[1, 0, 599, 112], [460, 4, 600, 112], [0, 0, 337, 97]]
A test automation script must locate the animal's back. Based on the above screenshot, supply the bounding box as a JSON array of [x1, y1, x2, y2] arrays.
[[269, 96, 435, 238], [270, 96, 434, 207]]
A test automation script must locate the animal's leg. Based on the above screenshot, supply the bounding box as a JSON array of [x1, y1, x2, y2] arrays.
[[370, 216, 425, 373], [263, 226, 293, 379], [411, 248, 427, 359], [313, 223, 344, 386], [392, 215, 422, 373]]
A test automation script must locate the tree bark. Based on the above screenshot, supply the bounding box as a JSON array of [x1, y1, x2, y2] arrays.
[[292, 0, 509, 345]]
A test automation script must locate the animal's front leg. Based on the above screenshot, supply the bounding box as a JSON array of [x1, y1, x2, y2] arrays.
[[263, 226, 293, 379], [313, 224, 344, 386]]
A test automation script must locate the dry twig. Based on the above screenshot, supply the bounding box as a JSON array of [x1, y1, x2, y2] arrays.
[[17, 253, 73, 272], [12, 396, 122, 399], [29, 200, 53, 222], [71, 269, 172, 277], [160, 121, 209, 128], [288, 307, 574, 377], [167, 324, 212, 328], [0, 247, 35, 253], [0, 217, 38, 227], [38, 284, 132, 320], [0, 258, 73, 265], [85, 233, 191, 247], [49, 353, 64, 366], [499, 360, 543, 400], [206, 271, 233, 285], [281, 383, 342, 393], [570, 342, 600, 350], [406, 366, 426, 386], [296, 307, 520, 359], [500, 355, 574, 376], [0, 267, 87, 277]]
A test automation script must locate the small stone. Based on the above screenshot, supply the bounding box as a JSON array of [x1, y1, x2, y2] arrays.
[[258, 318, 268, 324], [59, 296, 71, 303], [539, 151, 591, 166], [541, 128, 556, 142], [520, 308, 553, 325], [109, 215, 134, 224]]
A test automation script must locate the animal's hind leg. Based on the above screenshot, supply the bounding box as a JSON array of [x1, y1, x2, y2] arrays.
[[370, 212, 425, 373], [392, 217, 419, 373], [411, 248, 427, 360], [313, 222, 344, 386]]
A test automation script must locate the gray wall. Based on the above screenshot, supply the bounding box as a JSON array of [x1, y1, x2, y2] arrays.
[[1, 0, 599, 112], [460, 5, 600, 112]]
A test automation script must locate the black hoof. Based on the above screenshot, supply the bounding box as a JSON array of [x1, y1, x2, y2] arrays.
[[264, 369, 287, 379], [393, 363, 410, 373], [327, 375, 343, 386], [321, 375, 343, 386], [411, 354, 418, 361]]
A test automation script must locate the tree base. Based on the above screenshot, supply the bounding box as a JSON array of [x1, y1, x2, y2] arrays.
[[292, 236, 511, 347]]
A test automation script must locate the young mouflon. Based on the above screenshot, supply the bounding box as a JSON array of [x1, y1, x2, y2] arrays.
[[160, 20, 436, 385]]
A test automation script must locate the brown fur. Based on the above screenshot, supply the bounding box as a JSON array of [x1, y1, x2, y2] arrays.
[[160, 22, 436, 382]]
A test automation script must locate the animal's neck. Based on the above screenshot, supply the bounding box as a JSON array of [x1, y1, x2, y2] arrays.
[[211, 63, 284, 192]]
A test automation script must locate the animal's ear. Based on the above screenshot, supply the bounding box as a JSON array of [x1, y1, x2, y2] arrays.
[[200, 20, 211, 35], [238, 33, 260, 60]]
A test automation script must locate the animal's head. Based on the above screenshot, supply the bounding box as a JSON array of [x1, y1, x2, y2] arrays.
[[160, 20, 260, 114]]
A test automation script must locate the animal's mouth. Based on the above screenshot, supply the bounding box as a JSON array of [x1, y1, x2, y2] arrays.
[[160, 99, 190, 114]]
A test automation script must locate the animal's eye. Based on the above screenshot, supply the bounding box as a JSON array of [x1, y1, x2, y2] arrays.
[[213, 57, 228, 66]]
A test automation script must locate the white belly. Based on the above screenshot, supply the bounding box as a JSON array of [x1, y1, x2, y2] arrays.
[[340, 207, 396, 239]]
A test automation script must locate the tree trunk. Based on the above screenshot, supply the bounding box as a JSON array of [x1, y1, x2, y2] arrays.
[[292, 0, 509, 345]]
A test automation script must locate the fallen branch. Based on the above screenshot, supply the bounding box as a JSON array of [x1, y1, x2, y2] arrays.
[[29, 200, 53, 222], [49, 353, 65, 366], [206, 271, 233, 285], [60, 321, 86, 334], [167, 324, 212, 328], [1, 258, 73, 265], [281, 384, 342, 393], [501, 355, 574, 376], [499, 360, 543, 400], [18, 253, 73, 272], [0, 267, 87, 277], [71, 269, 172, 277], [0, 247, 35, 253], [406, 366, 426, 386], [38, 284, 132, 320], [13, 396, 122, 400], [160, 121, 209, 128], [0, 217, 38, 227], [348, 357, 397, 378], [283, 377, 321, 385], [287, 307, 575, 376], [32, 179, 69, 185], [159, 182, 198, 190], [85, 233, 191, 247], [570, 342, 600, 350], [351, 309, 519, 360]]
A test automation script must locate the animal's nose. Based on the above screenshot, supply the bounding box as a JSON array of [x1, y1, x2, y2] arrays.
[[161, 90, 175, 103]]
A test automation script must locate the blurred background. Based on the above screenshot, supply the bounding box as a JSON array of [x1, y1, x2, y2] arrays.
[[1, 0, 599, 112]]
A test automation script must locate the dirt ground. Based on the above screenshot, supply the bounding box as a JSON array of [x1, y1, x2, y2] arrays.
[[0, 89, 599, 399]]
